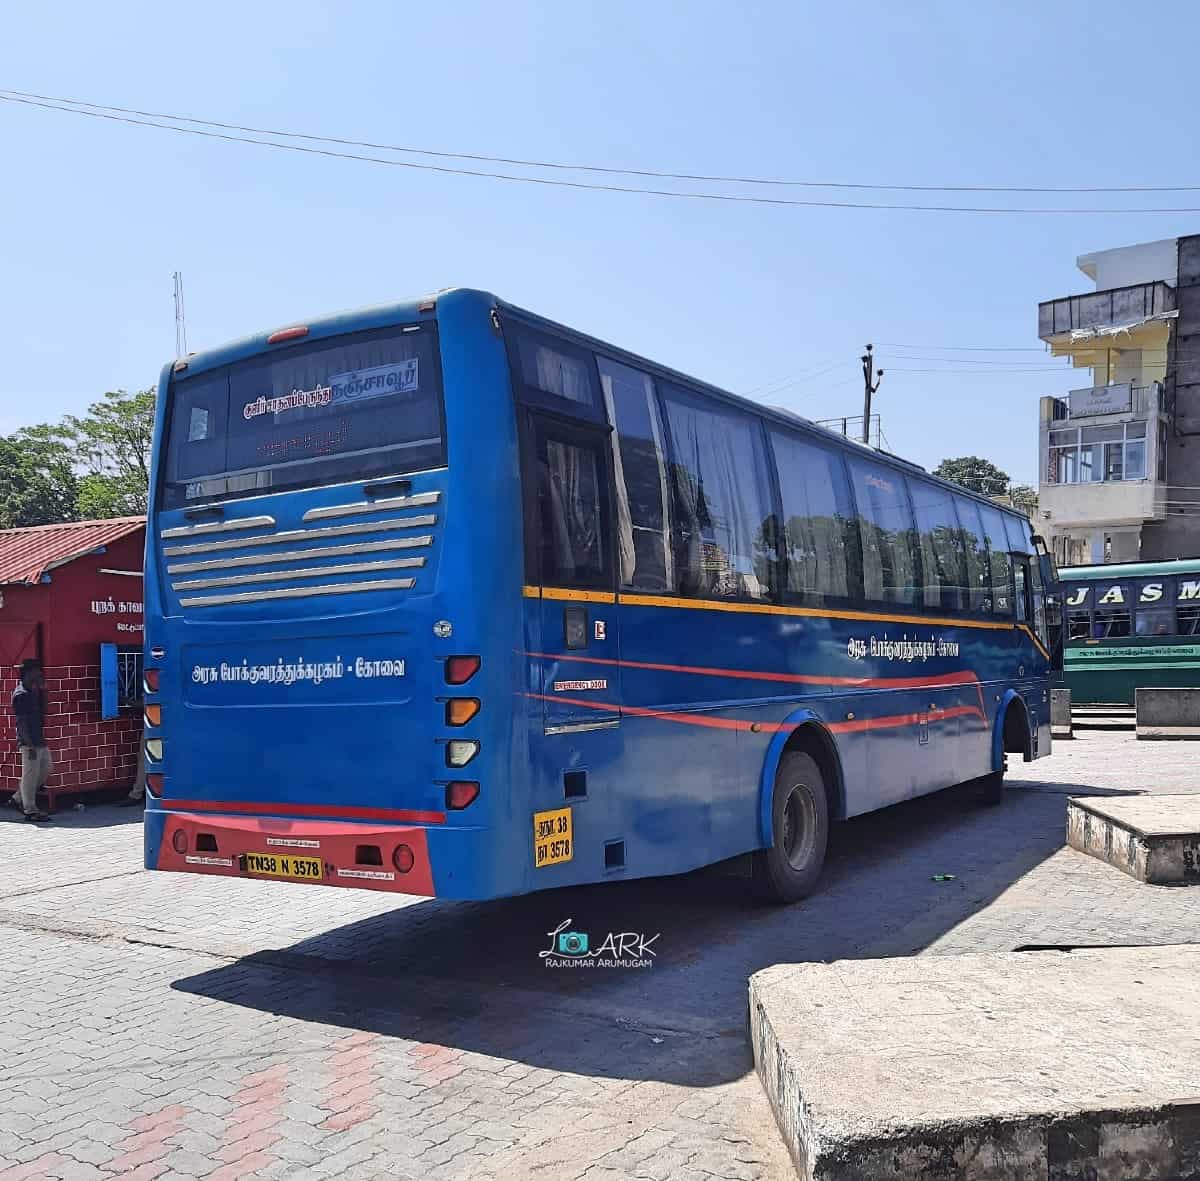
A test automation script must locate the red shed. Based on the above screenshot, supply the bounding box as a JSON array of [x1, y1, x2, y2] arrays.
[[0, 517, 145, 809]]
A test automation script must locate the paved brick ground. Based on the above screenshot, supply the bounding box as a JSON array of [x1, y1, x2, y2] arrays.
[[1, 730, 1198, 1179]]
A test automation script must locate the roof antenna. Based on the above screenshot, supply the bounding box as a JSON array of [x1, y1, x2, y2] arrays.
[[173, 271, 189, 358]]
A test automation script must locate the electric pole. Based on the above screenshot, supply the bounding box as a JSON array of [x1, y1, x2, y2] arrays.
[[861, 343, 883, 445], [173, 272, 189, 358]]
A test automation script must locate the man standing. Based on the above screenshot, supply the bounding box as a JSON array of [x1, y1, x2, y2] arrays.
[[10, 659, 51, 822]]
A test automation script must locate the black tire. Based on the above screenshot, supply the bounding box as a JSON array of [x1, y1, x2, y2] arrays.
[[978, 769, 1004, 807], [752, 751, 830, 903]]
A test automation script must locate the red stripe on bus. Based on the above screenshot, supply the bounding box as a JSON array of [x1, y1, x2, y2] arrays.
[[529, 694, 986, 734], [527, 651, 980, 691], [163, 799, 447, 825]]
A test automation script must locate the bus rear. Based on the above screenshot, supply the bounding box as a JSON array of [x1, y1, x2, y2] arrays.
[[143, 290, 526, 899]]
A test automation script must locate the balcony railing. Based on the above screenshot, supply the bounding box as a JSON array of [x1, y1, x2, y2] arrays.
[[1046, 382, 1163, 422], [1038, 280, 1175, 340]]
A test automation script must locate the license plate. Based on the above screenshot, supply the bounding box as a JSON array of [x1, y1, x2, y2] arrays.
[[533, 807, 573, 868], [240, 851, 324, 881]]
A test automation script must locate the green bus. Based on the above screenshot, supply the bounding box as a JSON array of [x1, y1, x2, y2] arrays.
[[1060, 558, 1200, 704]]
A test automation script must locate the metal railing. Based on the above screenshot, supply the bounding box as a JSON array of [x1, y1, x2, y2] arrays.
[[1047, 382, 1163, 421], [117, 648, 144, 711]]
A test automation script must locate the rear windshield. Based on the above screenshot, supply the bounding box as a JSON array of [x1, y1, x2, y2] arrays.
[[160, 324, 444, 509]]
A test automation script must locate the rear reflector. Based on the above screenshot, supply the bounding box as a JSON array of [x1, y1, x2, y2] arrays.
[[144, 669, 160, 693], [144, 704, 162, 727], [445, 698, 480, 726], [445, 655, 481, 685], [146, 773, 164, 795], [171, 829, 188, 854], [267, 325, 309, 345], [392, 844, 415, 873], [446, 781, 479, 810]]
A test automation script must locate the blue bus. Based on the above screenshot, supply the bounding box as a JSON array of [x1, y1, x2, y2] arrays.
[[144, 289, 1057, 903]]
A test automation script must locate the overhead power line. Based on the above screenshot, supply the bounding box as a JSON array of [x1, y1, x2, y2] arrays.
[[5, 85, 1200, 197], [7, 88, 1200, 214]]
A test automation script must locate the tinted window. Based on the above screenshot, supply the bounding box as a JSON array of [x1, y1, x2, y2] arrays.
[[1013, 560, 1029, 622], [660, 384, 776, 601], [847, 459, 919, 606], [956, 499, 991, 612], [1003, 513, 1032, 554], [600, 357, 672, 591], [536, 433, 608, 587], [979, 506, 1014, 617], [163, 325, 444, 508], [515, 329, 600, 411], [770, 430, 860, 603], [909, 479, 967, 611]]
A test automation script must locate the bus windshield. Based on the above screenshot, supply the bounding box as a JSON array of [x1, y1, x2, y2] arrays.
[[160, 323, 444, 509]]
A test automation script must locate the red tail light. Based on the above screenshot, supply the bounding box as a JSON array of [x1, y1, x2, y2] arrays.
[[171, 829, 188, 854], [392, 844, 415, 873], [446, 781, 480, 810], [146, 773, 163, 795], [144, 669, 160, 693], [445, 655, 481, 685]]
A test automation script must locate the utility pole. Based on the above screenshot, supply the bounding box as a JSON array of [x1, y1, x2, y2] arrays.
[[173, 272, 189, 358], [861, 343, 883, 445]]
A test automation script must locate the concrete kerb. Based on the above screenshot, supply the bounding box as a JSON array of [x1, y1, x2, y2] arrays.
[[749, 947, 1200, 1180]]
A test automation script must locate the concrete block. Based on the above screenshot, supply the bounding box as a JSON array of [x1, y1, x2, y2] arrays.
[[750, 947, 1200, 1180], [1067, 795, 1200, 884], [1136, 687, 1200, 740], [1050, 688, 1072, 738]]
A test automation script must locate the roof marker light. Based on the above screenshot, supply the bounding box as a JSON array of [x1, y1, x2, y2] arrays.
[[267, 325, 309, 345]]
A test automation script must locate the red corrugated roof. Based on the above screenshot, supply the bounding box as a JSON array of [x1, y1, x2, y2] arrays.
[[0, 517, 145, 586]]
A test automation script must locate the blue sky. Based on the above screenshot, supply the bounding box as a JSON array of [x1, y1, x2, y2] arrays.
[[2, 1, 1199, 485]]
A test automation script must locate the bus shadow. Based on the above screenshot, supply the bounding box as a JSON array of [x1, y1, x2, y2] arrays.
[[170, 783, 1107, 1087]]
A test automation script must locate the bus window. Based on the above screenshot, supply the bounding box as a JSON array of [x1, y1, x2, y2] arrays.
[[1013, 561, 1029, 623], [1029, 552, 1045, 636], [599, 357, 672, 592], [770, 430, 860, 604], [956, 499, 990, 613], [1002, 513, 1033, 555], [1067, 608, 1093, 641], [515, 329, 601, 413], [530, 424, 611, 589], [908, 478, 967, 611], [659, 383, 776, 601], [1134, 578, 1174, 636], [1177, 578, 1200, 635], [847, 459, 920, 607], [1092, 582, 1131, 637], [979, 506, 1014, 617]]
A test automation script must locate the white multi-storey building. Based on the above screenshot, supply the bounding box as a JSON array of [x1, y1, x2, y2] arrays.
[[1037, 235, 1200, 565]]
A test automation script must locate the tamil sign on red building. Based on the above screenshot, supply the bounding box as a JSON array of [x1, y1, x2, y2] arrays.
[[0, 517, 145, 809]]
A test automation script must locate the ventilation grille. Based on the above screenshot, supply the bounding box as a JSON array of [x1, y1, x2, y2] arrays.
[[161, 491, 439, 608]]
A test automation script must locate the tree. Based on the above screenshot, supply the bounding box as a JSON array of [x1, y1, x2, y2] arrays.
[[1008, 484, 1038, 517], [0, 425, 80, 528], [933, 456, 1011, 498], [60, 388, 157, 518]]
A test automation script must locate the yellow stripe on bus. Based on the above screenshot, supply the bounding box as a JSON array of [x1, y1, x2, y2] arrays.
[[525, 585, 1051, 656]]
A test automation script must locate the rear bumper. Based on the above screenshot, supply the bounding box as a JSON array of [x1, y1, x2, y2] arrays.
[[146, 806, 436, 895]]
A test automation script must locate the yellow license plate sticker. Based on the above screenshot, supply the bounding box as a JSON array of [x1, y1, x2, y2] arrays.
[[241, 851, 324, 881], [533, 807, 573, 868]]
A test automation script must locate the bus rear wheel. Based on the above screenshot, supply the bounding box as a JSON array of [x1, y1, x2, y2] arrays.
[[753, 751, 829, 903]]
